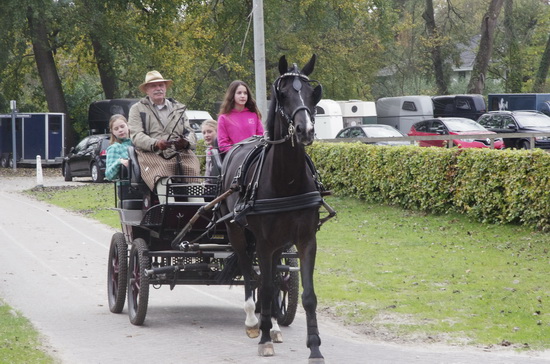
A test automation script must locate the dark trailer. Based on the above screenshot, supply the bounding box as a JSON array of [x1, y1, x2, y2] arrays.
[[88, 98, 138, 134], [0, 113, 65, 167], [488, 93, 550, 116]]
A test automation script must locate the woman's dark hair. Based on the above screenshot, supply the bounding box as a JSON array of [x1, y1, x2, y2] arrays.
[[218, 80, 261, 119]]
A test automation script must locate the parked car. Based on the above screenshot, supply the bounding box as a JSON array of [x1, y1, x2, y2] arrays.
[[408, 117, 504, 149], [62, 134, 110, 182], [335, 124, 410, 146], [476, 110, 550, 149]]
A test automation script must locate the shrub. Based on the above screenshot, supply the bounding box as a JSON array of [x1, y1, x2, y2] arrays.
[[308, 142, 550, 231]]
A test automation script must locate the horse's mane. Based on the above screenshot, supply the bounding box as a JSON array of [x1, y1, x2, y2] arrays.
[[265, 83, 278, 140]]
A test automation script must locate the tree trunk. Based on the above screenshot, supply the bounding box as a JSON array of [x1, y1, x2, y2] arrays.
[[83, 0, 119, 99], [91, 37, 119, 99], [27, 6, 76, 151], [467, 0, 505, 94], [423, 0, 448, 95], [504, 0, 522, 93], [532, 33, 550, 93]]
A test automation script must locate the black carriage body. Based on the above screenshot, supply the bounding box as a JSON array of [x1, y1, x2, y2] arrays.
[[108, 148, 300, 327], [116, 177, 241, 287]]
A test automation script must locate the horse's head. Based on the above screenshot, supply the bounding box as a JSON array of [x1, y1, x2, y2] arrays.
[[270, 55, 323, 146]]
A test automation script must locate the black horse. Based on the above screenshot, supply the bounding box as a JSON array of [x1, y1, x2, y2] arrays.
[[219, 55, 329, 362]]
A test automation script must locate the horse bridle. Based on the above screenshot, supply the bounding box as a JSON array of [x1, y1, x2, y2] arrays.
[[270, 67, 322, 145]]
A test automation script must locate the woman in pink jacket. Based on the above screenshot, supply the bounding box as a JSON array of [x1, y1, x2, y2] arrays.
[[217, 80, 264, 153]]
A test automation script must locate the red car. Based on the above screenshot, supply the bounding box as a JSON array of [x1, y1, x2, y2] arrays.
[[408, 117, 504, 149]]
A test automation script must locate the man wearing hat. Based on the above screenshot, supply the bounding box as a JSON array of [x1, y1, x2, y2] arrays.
[[128, 70, 200, 201]]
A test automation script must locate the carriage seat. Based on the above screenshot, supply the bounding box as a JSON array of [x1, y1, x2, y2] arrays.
[[116, 146, 146, 210], [210, 147, 223, 178]]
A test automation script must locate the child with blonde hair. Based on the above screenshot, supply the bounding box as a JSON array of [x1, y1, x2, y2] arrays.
[[105, 114, 132, 181], [201, 119, 219, 179]]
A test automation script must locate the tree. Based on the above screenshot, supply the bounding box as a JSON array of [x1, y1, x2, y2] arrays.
[[423, 0, 448, 95], [467, 0, 505, 94], [83, 0, 119, 99], [532, 33, 550, 92], [26, 2, 76, 149], [503, 0, 522, 92]]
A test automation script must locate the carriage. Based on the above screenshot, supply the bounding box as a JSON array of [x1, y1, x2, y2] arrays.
[[107, 55, 335, 362], [106, 145, 300, 327]]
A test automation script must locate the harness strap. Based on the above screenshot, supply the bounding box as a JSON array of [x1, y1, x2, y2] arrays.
[[251, 191, 323, 214]]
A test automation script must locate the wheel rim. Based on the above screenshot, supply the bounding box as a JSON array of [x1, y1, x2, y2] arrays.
[[129, 252, 140, 312], [127, 239, 150, 325], [276, 247, 299, 326], [91, 164, 98, 181], [109, 249, 120, 299], [278, 273, 291, 316], [107, 233, 127, 313]]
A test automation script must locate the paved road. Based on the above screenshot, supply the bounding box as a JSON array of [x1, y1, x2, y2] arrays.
[[0, 175, 549, 364]]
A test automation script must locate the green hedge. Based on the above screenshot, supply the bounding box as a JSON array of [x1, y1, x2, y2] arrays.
[[307, 142, 550, 231]]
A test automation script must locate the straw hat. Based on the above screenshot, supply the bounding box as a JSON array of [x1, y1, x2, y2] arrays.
[[139, 70, 173, 93]]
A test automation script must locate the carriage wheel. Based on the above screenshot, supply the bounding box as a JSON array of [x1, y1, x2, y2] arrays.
[[276, 245, 299, 326], [127, 238, 150, 326], [107, 232, 128, 313]]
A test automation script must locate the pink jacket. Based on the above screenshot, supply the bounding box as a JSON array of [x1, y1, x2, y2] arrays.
[[217, 108, 264, 152]]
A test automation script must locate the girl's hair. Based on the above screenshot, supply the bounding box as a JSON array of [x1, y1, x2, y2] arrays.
[[201, 119, 217, 131], [218, 80, 262, 119], [109, 114, 129, 144]]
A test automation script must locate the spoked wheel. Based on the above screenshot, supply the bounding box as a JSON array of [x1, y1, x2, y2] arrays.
[[107, 232, 128, 313], [127, 238, 150, 326], [276, 245, 299, 326]]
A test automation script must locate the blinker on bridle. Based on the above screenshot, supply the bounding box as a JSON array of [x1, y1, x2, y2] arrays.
[[273, 65, 321, 146]]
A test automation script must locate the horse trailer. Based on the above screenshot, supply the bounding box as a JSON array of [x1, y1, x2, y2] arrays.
[[488, 93, 550, 116], [337, 100, 377, 127], [315, 99, 344, 139], [0, 113, 65, 167], [432, 94, 486, 120], [376, 95, 434, 133]]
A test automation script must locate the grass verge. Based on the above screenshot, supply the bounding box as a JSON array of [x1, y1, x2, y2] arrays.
[[0, 299, 56, 363], [24, 183, 550, 351]]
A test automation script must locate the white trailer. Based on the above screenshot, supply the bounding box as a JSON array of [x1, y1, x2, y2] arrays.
[[314, 99, 344, 139], [337, 100, 377, 127]]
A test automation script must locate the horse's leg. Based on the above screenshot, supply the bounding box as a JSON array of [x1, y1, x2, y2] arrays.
[[227, 226, 259, 338], [270, 253, 283, 343], [257, 249, 275, 356], [270, 318, 283, 343], [298, 237, 324, 363]]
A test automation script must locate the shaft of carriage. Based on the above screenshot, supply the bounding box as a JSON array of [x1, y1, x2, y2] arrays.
[[170, 186, 237, 250]]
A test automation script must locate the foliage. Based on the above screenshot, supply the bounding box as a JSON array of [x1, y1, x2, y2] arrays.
[[308, 142, 550, 231], [1, 0, 550, 122]]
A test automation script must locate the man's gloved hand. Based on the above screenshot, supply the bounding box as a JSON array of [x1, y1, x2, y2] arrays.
[[156, 139, 171, 151], [173, 137, 189, 150]]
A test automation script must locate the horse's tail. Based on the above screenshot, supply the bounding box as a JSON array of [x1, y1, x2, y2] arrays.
[[216, 252, 241, 285], [216, 230, 256, 285]]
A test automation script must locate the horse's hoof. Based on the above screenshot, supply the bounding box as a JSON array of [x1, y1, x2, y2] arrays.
[[308, 358, 325, 364], [270, 329, 283, 343], [246, 324, 260, 338], [258, 342, 275, 357]]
